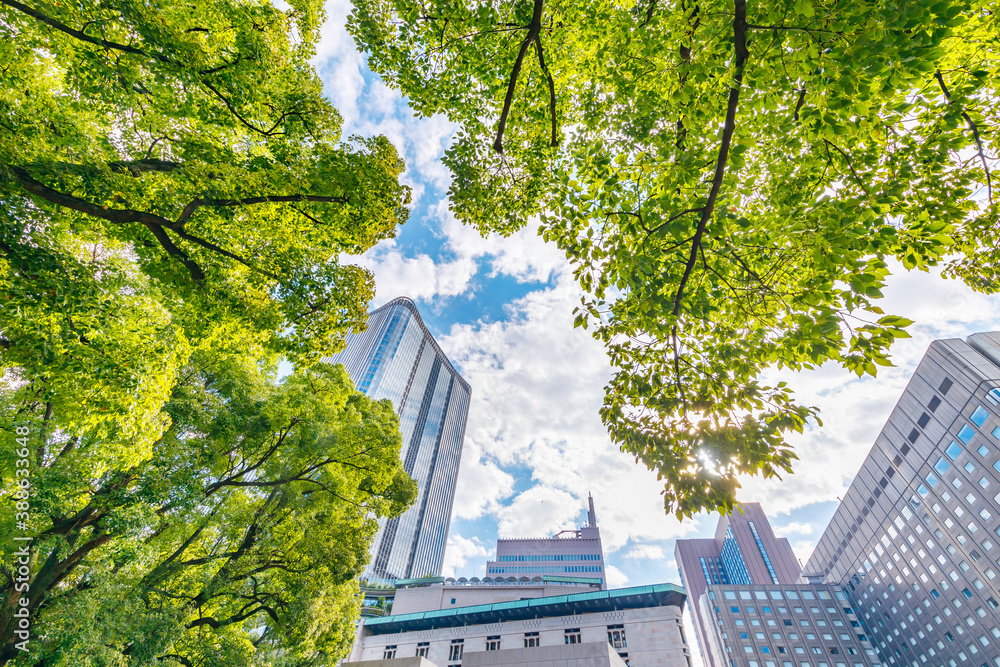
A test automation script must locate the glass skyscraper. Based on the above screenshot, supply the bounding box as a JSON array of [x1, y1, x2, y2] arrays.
[[325, 297, 471, 581]]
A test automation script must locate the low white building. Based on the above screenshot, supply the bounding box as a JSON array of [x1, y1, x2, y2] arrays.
[[343, 582, 694, 667]]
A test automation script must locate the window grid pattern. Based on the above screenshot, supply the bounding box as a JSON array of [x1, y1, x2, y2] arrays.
[[802, 336, 1000, 667]]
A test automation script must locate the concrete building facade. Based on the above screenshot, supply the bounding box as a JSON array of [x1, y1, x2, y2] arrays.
[[343, 582, 693, 667], [694, 583, 878, 667], [676, 504, 879, 666], [485, 494, 607, 588], [324, 296, 471, 581], [675, 503, 806, 665], [805, 333, 1000, 667]]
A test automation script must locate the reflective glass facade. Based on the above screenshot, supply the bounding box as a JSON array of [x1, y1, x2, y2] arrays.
[[325, 297, 471, 580], [723, 527, 755, 586]]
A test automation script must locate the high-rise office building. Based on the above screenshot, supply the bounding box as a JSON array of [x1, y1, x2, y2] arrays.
[[325, 296, 471, 581], [805, 333, 1000, 666], [676, 504, 878, 667], [485, 494, 608, 588]]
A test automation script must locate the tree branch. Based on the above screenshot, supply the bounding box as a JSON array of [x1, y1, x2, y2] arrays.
[[109, 158, 182, 176], [533, 34, 559, 147], [175, 194, 349, 228], [822, 139, 871, 198], [934, 70, 993, 206], [671, 0, 748, 317], [643, 0, 657, 26], [792, 88, 806, 122], [204, 422, 298, 496], [493, 0, 545, 153], [747, 23, 844, 36], [10, 166, 174, 229], [142, 222, 206, 283], [172, 227, 280, 280], [645, 208, 704, 238], [200, 79, 278, 138], [0, 0, 173, 64]]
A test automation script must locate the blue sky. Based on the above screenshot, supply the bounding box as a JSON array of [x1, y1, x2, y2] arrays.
[[309, 2, 1000, 662]]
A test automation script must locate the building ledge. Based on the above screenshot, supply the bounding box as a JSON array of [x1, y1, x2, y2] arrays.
[[363, 583, 686, 635]]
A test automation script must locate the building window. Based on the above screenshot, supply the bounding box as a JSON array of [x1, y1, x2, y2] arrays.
[[383, 645, 397, 659], [448, 639, 464, 661], [988, 388, 1000, 405], [524, 632, 539, 648], [564, 628, 582, 644], [415, 641, 430, 657], [486, 635, 501, 651], [972, 406, 989, 426], [608, 624, 627, 649]]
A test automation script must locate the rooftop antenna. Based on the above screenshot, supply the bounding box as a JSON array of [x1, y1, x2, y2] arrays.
[[587, 492, 598, 528]]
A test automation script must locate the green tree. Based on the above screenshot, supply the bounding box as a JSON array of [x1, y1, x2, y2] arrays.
[[350, 0, 998, 516], [1, 1, 416, 662], [1, 0, 410, 470], [0, 356, 416, 666]]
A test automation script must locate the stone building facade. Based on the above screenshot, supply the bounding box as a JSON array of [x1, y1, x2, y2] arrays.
[[343, 583, 693, 667]]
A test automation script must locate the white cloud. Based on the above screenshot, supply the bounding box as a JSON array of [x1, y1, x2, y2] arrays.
[[625, 544, 666, 560], [450, 439, 516, 521], [442, 275, 703, 558], [494, 486, 581, 539], [434, 202, 566, 285], [313, 0, 456, 212], [604, 565, 629, 588], [442, 535, 491, 577], [353, 241, 478, 306], [356, 201, 567, 310], [312, 0, 365, 131], [772, 521, 815, 537]]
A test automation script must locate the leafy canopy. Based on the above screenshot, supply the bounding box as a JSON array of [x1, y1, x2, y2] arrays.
[[0, 1, 418, 662], [1, 0, 410, 467], [350, 0, 998, 516], [1, 355, 416, 666]]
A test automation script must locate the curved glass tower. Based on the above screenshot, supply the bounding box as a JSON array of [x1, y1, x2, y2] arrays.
[[325, 297, 471, 581]]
